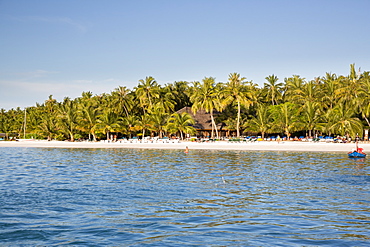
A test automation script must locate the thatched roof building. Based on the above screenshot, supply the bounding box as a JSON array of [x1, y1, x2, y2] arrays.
[[176, 107, 225, 136]]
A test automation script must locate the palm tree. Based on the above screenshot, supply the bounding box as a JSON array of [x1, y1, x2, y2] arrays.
[[156, 86, 176, 113], [327, 102, 363, 139], [97, 110, 121, 140], [136, 114, 153, 140], [78, 93, 100, 141], [25, 106, 42, 138], [149, 107, 169, 138], [0, 109, 15, 140], [358, 71, 370, 127], [264, 74, 283, 105], [165, 81, 191, 111], [222, 72, 255, 137], [297, 80, 318, 104], [244, 103, 273, 139], [166, 112, 196, 140], [271, 102, 300, 139], [38, 113, 59, 141], [124, 115, 140, 138], [283, 75, 305, 103], [34, 95, 60, 140], [6, 108, 25, 138], [111, 86, 134, 117], [336, 64, 362, 107], [320, 73, 341, 110], [223, 117, 237, 138], [6, 108, 21, 139], [44, 95, 58, 112], [190, 77, 222, 139], [135, 76, 160, 114], [299, 101, 322, 137], [58, 98, 80, 141]]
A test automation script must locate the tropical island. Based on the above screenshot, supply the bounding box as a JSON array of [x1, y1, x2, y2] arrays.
[[0, 64, 369, 143]]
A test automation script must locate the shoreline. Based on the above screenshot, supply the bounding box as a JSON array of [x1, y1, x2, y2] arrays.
[[0, 140, 367, 153]]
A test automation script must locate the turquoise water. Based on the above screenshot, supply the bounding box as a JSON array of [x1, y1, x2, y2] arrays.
[[0, 147, 369, 246]]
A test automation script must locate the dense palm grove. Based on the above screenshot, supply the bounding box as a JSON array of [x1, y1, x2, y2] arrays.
[[1, 64, 369, 141]]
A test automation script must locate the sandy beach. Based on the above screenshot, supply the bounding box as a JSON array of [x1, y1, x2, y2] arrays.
[[0, 139, 368, 153]]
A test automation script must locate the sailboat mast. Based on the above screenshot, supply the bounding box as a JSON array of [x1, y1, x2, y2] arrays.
[[23, 108, 26, 139]]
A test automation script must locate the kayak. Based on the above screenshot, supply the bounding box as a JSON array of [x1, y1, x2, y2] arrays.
[[348, 151, 366, 158]]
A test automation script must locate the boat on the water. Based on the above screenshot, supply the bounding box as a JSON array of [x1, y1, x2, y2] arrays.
[[348, 138, 366, 158], [348, 150, 366, 158]]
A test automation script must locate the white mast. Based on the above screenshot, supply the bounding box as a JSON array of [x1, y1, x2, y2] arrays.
[[23, 108, 26, 139]]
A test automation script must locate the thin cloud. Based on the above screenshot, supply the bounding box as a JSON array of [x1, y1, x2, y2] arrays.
[[54, 17, 87, 33], [10, 15, 88, 33], [21, 69, 60, 79], [2, 78, 120, 98], [1, 70, 60, 82], [0, 76, 129, 109]]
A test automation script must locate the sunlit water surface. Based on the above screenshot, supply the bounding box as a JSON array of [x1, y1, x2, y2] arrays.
[[0, 147, 369, 246]]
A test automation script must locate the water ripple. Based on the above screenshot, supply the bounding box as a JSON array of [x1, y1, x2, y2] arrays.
[[0, 148, 369, 246]]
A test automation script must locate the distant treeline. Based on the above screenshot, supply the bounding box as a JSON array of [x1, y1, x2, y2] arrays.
[[1, 64, 369, 141]]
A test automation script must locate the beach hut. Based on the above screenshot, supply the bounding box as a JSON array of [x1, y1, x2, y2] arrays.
[[176, 107, 226, 138]]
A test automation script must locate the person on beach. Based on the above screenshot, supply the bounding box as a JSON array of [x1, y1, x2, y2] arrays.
[[277, 135, 281, 144], [184, 146, 189, 153]]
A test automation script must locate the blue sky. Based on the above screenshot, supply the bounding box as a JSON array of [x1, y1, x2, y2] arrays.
[[1, 0, 370, 110]]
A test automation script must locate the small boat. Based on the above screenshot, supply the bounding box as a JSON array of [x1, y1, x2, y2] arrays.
[[348, 150, 366, 158], [348, 138, 366, 158]]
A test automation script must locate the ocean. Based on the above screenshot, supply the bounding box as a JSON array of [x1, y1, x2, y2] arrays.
[[0, 147, 369, 246]]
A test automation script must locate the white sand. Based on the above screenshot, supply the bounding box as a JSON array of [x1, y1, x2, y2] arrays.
[[0, 139, 367, 153]]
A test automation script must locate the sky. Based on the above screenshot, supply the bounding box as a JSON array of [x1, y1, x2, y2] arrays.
[[1, 0, 370, 110]]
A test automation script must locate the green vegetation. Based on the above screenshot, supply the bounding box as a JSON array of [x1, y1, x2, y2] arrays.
[[1, 64, 369, 141]]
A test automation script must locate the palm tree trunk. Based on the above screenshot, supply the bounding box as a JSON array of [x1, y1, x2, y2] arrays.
[[215, 120, 219, 139], [123, 105, 129, 117], [237, 101, 241, 137], [210, 112, 214, 138], [285, 127, 289, 140], [210, 111, 218, 139], [92, 133, 97, 142], [362, 113, 370, 127], [148, 92, 152, 109]]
